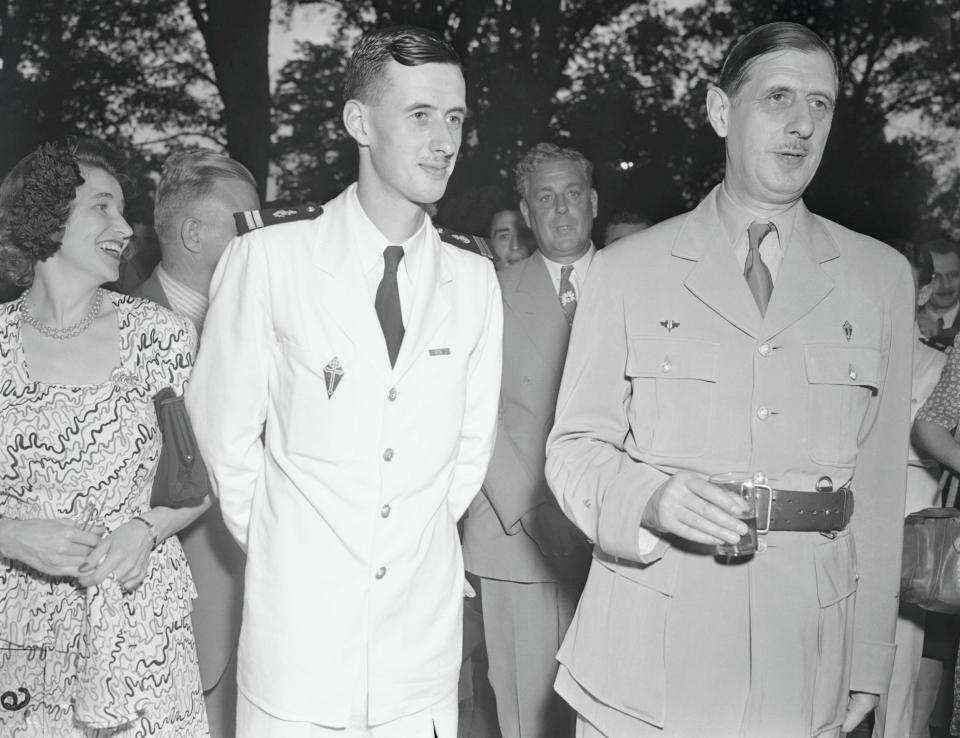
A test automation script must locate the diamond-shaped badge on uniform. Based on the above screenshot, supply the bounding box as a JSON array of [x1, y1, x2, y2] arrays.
[[323, 357, 344, 398]]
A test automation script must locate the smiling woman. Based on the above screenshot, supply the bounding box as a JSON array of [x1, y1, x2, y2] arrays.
[[0, 139, 210, 737]]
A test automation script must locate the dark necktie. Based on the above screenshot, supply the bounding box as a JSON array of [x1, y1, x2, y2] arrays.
[[559, 264, 577, 325], [376, 245, 404, 367], [745, 221, 775, 316]]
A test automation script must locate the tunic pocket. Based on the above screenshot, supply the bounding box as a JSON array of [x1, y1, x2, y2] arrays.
[[810, 533, 858, 735], [559, 553, 678, 727], [625, 337, 719, 458], [804, 345, 880, 467]]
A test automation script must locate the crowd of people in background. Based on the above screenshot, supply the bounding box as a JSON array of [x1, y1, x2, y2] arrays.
[[1, 18, 959, 738]]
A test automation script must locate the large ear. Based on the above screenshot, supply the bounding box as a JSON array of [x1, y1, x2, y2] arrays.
[[343, 99, 369, 145], [179, 217, 202, 254], [590, 188, 598, 218], [706, 85, 731, 138]]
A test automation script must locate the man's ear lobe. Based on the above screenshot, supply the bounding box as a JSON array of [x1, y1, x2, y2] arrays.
[[343, 100, 369, 145], [706, 85, 731, 138]]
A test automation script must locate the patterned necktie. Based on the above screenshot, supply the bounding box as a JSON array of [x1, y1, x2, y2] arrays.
[[559, 264, 577, 325], [376, 245, 405, 367], [744, 221, 775, 316]]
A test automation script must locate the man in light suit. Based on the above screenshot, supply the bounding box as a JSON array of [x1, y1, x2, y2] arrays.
[[186, 26, 502, 738], [463, 143, 594, 738], [133, 149, 258, 738], [545, 22, 913, 737]]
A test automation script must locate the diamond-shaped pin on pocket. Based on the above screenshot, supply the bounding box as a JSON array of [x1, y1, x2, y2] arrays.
[[323, 357, 344, 398]]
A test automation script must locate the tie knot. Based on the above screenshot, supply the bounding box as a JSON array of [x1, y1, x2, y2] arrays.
[[383, 245, 404, 274], [747, 221, 775, 252], [560, 264, 574, 281]]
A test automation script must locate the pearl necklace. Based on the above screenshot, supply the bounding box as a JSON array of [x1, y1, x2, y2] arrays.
[[20, 288, 104, 340]]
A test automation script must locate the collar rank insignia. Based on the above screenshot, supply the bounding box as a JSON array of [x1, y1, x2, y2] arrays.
[[660, 319, 680, 333], [842, 320, 853, 342], [323, 357, 344, 399]]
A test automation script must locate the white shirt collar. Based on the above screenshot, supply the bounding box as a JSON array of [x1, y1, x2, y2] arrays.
[[540, 244, 596, 297], [156, 265, 208, 329]]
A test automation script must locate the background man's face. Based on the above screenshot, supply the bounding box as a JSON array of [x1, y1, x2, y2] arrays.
[[930, 251, 960, 311], [720, 48, 837, 210], [489, 209, 530, 266], [361, 60, 466, 206], [520, 159, 597, 264]]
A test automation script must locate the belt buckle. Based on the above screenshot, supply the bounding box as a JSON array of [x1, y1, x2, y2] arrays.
[[754, 484, 773, 535]]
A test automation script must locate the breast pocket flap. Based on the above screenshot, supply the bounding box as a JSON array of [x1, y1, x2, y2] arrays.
[[625, 337, 720, 382], [804, 345, 881, 390]]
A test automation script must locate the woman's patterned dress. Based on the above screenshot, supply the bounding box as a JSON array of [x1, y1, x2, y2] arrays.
[[0, 292, 208, 737]]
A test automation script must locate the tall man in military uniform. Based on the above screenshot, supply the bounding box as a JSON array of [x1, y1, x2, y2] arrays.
[[545, 22, 913, 737], [187, 26, 502, 737]]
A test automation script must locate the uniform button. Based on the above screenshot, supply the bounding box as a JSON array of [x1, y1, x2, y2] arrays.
[[375, 566, 387, 579], [848, 365, 858, 381], [383, 448, 394, 461], [756, 406, 770, 420], [380, 504, 391, 518], [758, 343, 772, 356], [387, 388, 398, 402], [661, 359, 672, 373]]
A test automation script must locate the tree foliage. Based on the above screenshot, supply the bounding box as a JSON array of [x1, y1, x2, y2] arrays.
[[186, 0, 272, 195], [0, 0, 221, 174]]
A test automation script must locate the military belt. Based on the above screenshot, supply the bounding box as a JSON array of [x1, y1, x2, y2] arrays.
[[756, 487, 854, 534]]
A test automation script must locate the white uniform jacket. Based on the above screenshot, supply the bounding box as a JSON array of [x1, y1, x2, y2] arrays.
[[186, 184, 502, 726]]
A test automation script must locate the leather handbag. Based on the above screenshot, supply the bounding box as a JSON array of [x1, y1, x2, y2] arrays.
[[900, 507, 960, 613], [150, 387, 211, 507]]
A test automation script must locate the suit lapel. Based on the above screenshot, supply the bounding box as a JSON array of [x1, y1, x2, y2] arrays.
[[309, 215, 381, 354], [677, 188, 837, 340], [760, 203, 837, 340], [508, 256, 569, 367], [393, 237, 450, 379], [679, 191, 763, 338], [133, 269, 172, 311]]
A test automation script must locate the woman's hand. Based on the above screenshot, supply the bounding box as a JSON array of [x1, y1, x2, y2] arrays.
[[0, 518, 103, 578], [76, 520, 153, 592]]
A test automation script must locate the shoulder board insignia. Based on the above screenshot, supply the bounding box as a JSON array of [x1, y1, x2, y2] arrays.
[[435, 225, 495, 261], [234, 203, 323, 235]]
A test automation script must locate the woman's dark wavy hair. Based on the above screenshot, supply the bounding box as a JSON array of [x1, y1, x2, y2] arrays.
[[0, 138, 126, 287]]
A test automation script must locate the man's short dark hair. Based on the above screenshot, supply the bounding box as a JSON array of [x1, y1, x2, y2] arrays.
[[344, 25, 462, 104], [924, 238, 960, 262], [718, 22, 840, 99], [514, 143, 593, 199]]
